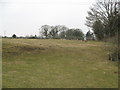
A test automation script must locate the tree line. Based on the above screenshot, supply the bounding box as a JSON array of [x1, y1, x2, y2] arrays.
[[3, 27, 95, 41], [40, 25, 85, 40], [85, 0, 120, 61]]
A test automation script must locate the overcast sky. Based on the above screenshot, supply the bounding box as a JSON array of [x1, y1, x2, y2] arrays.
[[0, 0, 95, 37]]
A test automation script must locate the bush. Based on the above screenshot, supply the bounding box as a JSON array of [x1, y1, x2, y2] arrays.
[[106, 35, 119, 61], [12, 34, 17, 38]]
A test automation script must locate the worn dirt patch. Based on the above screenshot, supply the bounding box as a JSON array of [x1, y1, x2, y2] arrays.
[[17, 46, 45, 51], [3, 45, 46, 56]]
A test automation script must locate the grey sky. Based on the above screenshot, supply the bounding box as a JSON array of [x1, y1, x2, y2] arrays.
[[0, 0, 95, 37]]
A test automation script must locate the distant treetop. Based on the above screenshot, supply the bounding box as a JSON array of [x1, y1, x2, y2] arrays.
[[12, 34, 17, 38]]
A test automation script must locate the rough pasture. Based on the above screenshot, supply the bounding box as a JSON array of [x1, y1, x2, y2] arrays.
[[2, 39, 118, 88]]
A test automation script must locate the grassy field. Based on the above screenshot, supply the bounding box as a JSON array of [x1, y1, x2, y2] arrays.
[[2, 39, 118, 88]]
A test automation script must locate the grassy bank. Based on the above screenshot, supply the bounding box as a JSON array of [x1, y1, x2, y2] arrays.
[[2, 39, 118, 88]]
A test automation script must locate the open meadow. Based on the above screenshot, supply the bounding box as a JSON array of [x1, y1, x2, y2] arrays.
[[2, 39, 118, 88]]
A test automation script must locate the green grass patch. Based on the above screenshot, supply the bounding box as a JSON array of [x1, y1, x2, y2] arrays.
[[2, 39, 118, 88]]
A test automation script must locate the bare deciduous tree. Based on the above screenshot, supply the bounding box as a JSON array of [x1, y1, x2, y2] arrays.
[[85, 0, 119, 39]]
